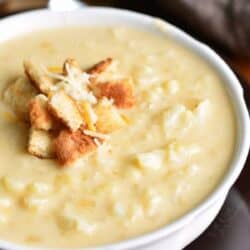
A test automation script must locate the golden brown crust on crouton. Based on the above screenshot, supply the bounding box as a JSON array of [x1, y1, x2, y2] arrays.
[[63, 58, 82, 76], [54, 125, 96, 166], [93, 80, 135, 109], [23, 60, 54, 94], [48, 92, 84, 131], [94, 99, 126, 133], [28, 129, 55, 159], [29, 95, 57, 131], [87, 58, 113, 76]]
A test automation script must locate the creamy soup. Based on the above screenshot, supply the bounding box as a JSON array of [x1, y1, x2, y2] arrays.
[[0, 26, 235, 247]]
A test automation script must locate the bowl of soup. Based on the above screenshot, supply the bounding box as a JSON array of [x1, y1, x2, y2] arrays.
[[0, 7, 249, 250]]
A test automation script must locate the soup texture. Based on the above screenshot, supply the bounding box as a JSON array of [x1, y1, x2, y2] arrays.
[[0, 26, 235, 247]]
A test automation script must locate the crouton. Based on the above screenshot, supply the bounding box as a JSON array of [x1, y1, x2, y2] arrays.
[[92, 79, 135, 109], [87, 58, 113, 80], [23, 60, 54, 94], [3, 77, 38, 121], [54, 126, 96, 166], [28, 129, 55, 159], [94, 99, 126, 133], [48, 91, 84, 131], [63, 58, 82, 76], [29, 94, 57, 131]]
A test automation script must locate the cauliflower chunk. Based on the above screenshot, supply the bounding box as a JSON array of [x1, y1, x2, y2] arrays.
[[57, 205, 96, 234], [193, 99, 211, 122], [136, 150, 165, 171], [1, 177, 26, 194], [0, 196, 13, 209], [27, 182, 52, 195], [111, 201, 127, 217], [166, 142, 201, 165], [163, 104, 193, 137], [164, 80, 179, 95], [142, 190, 162, 216], [22, 195, 49, 212], [3, 77, 38, 121]]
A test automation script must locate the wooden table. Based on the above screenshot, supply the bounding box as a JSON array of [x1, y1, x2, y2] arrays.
[[1, 1, 250, 249]]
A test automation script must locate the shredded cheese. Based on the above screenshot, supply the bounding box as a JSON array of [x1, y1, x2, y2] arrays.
[[80, 101, 97, 131], [47, 66, 63, 74], [93, 138, 101, 146], [83, 130, 110, 140], [44, 67, 97, 104]]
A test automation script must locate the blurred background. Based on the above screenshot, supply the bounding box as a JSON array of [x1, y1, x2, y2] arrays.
[[0, 1, 250, 249]]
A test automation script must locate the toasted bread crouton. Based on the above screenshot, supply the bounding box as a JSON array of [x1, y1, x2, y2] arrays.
[[28, 129, 55, 159], [87, 58, 113, 80], [48, 91, 84, 131], [3, 77, 38, 121], [29, 94, 57, 131], [94, 99, 126, 133], [92, 79, 135, 109], [63, 58, 82, 76], [54, 126, 96, 166], [23, 60, 54, 94]]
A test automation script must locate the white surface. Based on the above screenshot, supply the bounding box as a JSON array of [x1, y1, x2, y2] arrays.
[[48, 0, 86, 11], [0, 7, 249, 250], [142, 195, 226, 250]]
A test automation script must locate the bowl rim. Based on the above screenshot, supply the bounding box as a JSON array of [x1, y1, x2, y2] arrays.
[[0, 7, 249, 250]]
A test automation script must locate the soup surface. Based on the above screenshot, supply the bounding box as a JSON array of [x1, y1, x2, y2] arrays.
[[0, 26, 235, 247]]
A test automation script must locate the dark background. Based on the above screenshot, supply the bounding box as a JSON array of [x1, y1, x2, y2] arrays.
[[0, 1, 250, 249]]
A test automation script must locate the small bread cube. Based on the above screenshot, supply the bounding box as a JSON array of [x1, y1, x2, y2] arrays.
[[54, 126, 97, 166], [92, 79, 135, 109], [28, 129, 55, 159], [63, 58, 82, 76], [48, 91, 84, 131], [3, 77, 38, 121], [87, 57, 113, 76], [94, 98, 126, 133], [29, 94, 57, 131], [23, 60, 54, 94]]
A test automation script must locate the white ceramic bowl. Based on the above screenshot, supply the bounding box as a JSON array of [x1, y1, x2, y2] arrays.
[[0, 7, 249, 250]]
